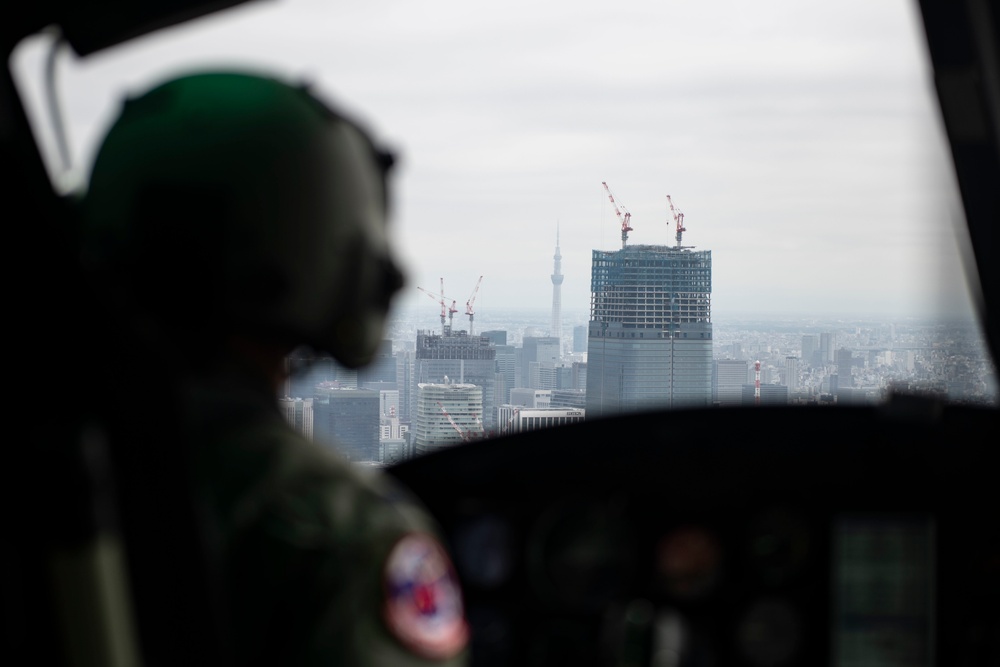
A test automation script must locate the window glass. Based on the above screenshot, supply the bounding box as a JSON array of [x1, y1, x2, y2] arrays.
[[12, 0, 996, 464]]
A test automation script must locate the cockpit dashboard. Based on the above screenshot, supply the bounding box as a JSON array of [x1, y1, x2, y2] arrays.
[[389, 401, 999, 666]]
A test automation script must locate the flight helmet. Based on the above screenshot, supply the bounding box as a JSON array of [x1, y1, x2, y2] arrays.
[[80, 71, 404, 368]]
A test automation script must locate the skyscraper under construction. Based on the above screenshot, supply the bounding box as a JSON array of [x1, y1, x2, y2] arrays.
[[585, 244, 713, 417]]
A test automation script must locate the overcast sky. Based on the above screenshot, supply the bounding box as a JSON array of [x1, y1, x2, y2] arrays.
[[14, 0, 984, 327]]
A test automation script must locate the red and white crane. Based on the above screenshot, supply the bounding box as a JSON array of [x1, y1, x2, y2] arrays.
[[602, 181, 633, 248], [666, 194, 688, 248], [465, 275, 484, 335], [437, 401, 472, 442], [417, 278, 458, 335]]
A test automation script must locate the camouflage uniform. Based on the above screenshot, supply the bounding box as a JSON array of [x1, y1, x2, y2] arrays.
[[79, 72, 469, 666], [186, 361, 468, 667]]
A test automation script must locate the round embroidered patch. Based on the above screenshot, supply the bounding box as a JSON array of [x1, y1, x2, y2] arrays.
[[383, 533, 469, 659]]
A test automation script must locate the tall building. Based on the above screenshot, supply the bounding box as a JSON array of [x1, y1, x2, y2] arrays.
[[586, 244, 712, 417], [278, 397, 314, 440], [482, 330, 507, 346], [395, 348, 415, 422], [412, 331, 499, 431], [573, 325, 587, 354], [378, 389, 400, 418], [521, 336, 560, 389], [551, 225, 564, 344], [413, 382, 483, 456], [528, 362, 558, 390], [713, 359, 748, 407], [820, 332, 835, 365], [313, 387, 380, 462], [494, 344, 518, 404], [836, 348, 854, 387], [801, 335, 819, 367], [785, 356, 801, 393]]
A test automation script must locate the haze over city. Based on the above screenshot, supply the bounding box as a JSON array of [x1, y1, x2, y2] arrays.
[[13, 0, 983, 324]]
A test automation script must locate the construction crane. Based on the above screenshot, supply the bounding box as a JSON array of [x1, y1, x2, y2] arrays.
[[417, 278, 458, 335], [666, 194, 689, 248], [437, 401, 472, 442], [465, 275, 484, 335], [602, 181, 633, 248], [417, 286, 447, 335], [439, 277, 458, 333]]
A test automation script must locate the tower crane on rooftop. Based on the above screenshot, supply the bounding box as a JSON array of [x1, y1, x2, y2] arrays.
[[602, 181, 633, 248], [465, 275, 484, 335], [667, 194, 692, 249], [417, 278, 458, 335]]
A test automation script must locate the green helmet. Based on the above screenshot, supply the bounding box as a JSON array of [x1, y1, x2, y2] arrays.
[[80, 71, 404, 368]]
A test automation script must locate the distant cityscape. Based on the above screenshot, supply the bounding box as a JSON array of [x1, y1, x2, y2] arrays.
[[278, 230, 995, 465]]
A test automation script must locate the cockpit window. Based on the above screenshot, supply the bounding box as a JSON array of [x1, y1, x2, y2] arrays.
[[12, 0, 996, 464]]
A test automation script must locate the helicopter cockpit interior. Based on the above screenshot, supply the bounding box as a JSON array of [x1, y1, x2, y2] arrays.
[[3, 0, 998, 666]]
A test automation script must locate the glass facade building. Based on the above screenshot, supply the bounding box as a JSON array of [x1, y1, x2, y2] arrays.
[[413, 383, 484, 456], [412, 331, 499, 431], [586, 245, 713, 417]]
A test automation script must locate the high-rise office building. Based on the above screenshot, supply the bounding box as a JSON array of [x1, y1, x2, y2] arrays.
[[482, 330, 507, 346], [528, 362, 558, 390], [573, 325, 587, 354], [785, 356, 801, 393], [412, 331, 499, 431], [394, 349, 415, 422], [378, 389, 400, 418], [313, 387, 380, 462], [836, 348, 854, 387], [713, 359, 749, 407], [820, 332, 835, 365], [551, 226, 564, 344], [494, 344, 518, 404], [521, 336, 561, 389], [586, 244, 712, 417], [278, 397, 314, 440], [802, 335, 819, 367], [413, 382, 483, 456]]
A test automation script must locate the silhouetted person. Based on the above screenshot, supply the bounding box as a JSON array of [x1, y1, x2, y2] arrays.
[[79, 71, 469, 666]]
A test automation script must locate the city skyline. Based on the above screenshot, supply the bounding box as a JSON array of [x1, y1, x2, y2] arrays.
[[11, 0, 983, 325]]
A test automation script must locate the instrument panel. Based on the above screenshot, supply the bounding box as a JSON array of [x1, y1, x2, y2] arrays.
[[388, 402, 999, 667]]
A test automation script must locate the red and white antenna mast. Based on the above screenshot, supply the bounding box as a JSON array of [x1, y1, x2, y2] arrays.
[[602, 181, 633, 248], [754, 360, 761, 406]]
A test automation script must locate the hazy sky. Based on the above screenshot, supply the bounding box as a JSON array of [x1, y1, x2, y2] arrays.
[[14, 0, 983, 328]]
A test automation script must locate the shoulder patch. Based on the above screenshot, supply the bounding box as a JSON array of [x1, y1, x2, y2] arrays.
[[383, 532, 469, 660]]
